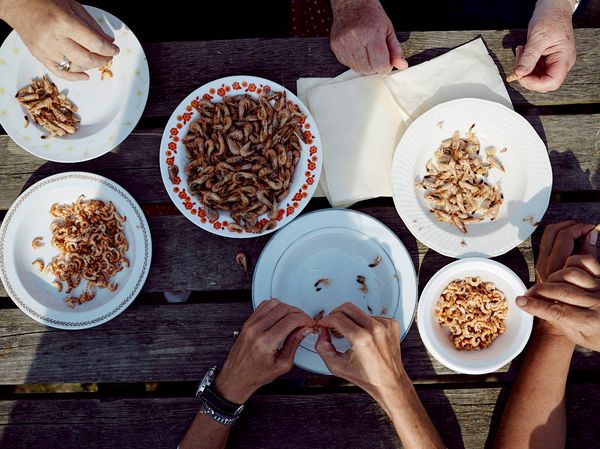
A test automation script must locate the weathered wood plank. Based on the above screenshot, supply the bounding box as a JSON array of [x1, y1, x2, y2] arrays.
[[0, 201, 598, 298], [143, 29, 600, 118], [0, 385, 598, 449], [1, 113, 599, 209], [0, 303, 596, 384]]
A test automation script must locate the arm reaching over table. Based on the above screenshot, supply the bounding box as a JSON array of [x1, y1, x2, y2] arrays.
[[329, 0, 408, 74], [0, 0, 119, 81], [315, 302, 445, 449], [494, 221, 599, 449], [179, 299, 313, 449], [509, 0, 577, 93]]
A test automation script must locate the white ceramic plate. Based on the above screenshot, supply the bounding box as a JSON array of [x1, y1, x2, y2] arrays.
[[253, 209, 417, 374], [159, 75, 322, 238], [391, 98, 552, 258], [0, 6, 149, 163], [417, 258, 532, 375], [0, 172, 152, 329]]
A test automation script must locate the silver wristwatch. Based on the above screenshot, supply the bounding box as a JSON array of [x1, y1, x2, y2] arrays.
[[196, 365, 245, 426]]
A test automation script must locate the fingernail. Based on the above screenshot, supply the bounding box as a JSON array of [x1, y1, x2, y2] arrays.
[[587, 229, 598, 246], [516, 296, 528, 307], [515, 64, 527, 74], [302, 327, 313, 337]]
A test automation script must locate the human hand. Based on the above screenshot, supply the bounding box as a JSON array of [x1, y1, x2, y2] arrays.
[[315, 302, 406, 400], [0, 0, 119, 81], [518, 222, 599, 349], [518, 254, 600, 351], [330, 0, 407, 74], [534, 221, 596, 283], [213, 299, 313, 404], [512, 0, 576, 93]]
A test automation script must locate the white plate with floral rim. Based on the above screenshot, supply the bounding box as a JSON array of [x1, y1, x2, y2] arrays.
[[252, 209, 417, 375], [158, 75, 323, 238], [391, 98, 552, 258], [0, 6, 149, 163], [0, 172, 152, 329]]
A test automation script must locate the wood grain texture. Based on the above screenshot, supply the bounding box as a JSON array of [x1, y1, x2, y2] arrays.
[[0, 201, 598, 298], [0, 303, 596, 384], [143, 29, 600, 118], [0, 385, 599, 449], [1, 113, 599, 210]]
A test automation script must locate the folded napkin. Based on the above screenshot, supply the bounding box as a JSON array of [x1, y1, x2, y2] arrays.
[[297, 38, 512, 207]]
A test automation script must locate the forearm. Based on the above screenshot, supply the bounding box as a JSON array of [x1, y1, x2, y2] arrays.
[[493, 329, 575, 449], [373, 371, 445, 449], [179, 411, 231, 449]]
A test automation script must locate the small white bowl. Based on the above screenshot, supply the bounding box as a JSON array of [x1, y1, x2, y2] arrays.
[[417, 258, 533, 375]]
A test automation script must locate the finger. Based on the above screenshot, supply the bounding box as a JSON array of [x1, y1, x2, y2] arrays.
[[547, 267, 600, 290], [315, 327, 343, 368], [69, 16, 119, 57], [515, 45, 524, 61], [62, 38, 112, 72], [252, 302, 306, 333], [265, 311, 314, 346], [549, 223, 596, 264], [565, 254, 600, 277], [540, 221, 578, 259], [73, 4, 116, 43], [40, 57, 89, 81], [278, 326, 312, 364], [516, 294, 591, 330], [526, 282, 600, 308], [329, 302, 374, 330], [319, 312, 367, 345], [514, 39, 546, 77], [518, 56, 570, 93], [386, 32, 407, 70], [581, 228, 599, 258], [245, 298, 282, 327], [366, 37, 392, 73]]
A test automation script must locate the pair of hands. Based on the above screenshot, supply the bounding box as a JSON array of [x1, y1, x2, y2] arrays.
[[330, 0, 576, 92], [518, 221, 600, 351], [214, 299, 404, 404], [1, 0, 118, 80]]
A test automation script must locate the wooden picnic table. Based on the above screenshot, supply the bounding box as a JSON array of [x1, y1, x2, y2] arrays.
[[1, 29, 599, 449]]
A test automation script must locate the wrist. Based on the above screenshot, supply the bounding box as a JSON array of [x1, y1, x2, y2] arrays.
[[535, 0, 574, 16], [213, 371, 255, 404], [533, 327, 576, 353], [330, 0, 373, 16], [369, 368, 411, 405]]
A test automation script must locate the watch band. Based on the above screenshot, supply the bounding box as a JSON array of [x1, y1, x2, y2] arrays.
[[200, 385, 244, 416], [199, 402, 239, 426]]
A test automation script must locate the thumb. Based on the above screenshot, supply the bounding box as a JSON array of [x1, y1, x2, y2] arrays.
[[279, 327, 312, 364], [515, 39, 545, 77], [315, 327, 341, 368], [516, 295, 579, 331], [387, 32, 408, 70]]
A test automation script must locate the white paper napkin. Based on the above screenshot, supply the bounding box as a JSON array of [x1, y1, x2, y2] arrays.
[[297, 38, 512, 207]]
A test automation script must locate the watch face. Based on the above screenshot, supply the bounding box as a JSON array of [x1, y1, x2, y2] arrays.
[[197, 365, 217, 395]]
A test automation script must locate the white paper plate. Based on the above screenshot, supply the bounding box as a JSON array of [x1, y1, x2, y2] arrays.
[[253, 209, 417, 375], [159, 75, 322, 238], [0, 172, 152, 329], [417, 258, 532, 375], [0, 6, 150, 163], [391, 98, 552, 258]]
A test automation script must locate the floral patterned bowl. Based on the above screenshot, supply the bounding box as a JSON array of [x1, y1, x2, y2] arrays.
[[159, 75, 323, 238]]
